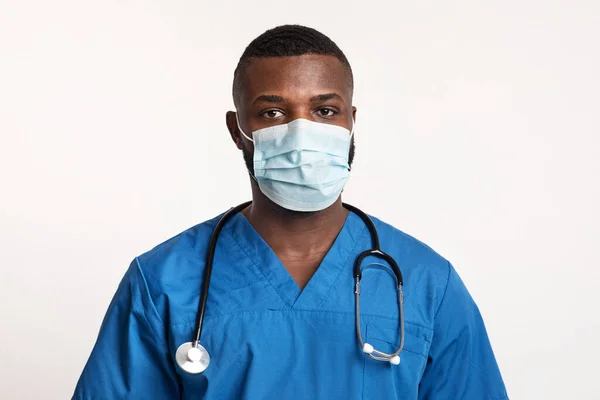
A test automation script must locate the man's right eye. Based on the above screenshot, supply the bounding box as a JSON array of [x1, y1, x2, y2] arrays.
[[262, 110, 284, 118]]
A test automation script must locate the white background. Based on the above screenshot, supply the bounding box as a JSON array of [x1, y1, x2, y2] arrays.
[[1, 0, 599, 399]]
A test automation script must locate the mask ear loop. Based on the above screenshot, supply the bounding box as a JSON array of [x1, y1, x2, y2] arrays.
[[235, 112, 259, 183], [235, 112, 254, 143], [347, 117, 355, 172]]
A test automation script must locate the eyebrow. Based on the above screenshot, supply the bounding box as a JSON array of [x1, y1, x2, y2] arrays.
[[310, 93, 344, 102], [253, 95, 286, 104], [252, 93, 344, 105]]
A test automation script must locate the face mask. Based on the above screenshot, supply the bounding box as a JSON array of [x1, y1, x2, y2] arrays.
[[236, 115, 354, 212]]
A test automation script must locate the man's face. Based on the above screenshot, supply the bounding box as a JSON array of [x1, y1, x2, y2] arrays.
[[227, 54, 356, 175]]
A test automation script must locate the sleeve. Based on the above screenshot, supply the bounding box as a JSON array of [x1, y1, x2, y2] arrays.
[[72, 258, 180, 399], [418, 263, 509, 400]]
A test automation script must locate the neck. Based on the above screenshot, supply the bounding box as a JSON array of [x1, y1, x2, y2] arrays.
[[243, 182, 349, 256]]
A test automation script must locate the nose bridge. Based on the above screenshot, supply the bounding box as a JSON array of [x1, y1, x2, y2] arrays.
[[287, 103, 314, 123]]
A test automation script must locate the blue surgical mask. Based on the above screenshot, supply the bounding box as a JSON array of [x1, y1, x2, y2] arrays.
[[236, 115, 354, 212]]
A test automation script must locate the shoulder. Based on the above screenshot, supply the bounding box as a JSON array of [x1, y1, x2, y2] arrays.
[[369, 215, 450, 276], [133, 212, 226, 300], [136, 213, 221, 270], [367, 214, 452, 314], [126, 212, 227, 325]]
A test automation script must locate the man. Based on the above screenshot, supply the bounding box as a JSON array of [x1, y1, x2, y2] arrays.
[[73, 25, 508, 399]]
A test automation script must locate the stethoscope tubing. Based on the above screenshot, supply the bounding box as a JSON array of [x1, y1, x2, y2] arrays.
[[186, 201, 405, 370], [193, 201, 252, 345]]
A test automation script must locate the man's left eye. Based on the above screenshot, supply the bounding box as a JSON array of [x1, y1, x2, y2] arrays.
[[318, 108, 336, 117]]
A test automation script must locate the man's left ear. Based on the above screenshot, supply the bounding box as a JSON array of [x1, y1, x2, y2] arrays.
[[352, 106, 357, 123]]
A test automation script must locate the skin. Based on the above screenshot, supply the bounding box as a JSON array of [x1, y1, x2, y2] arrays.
[[225, 54, 356, 289]]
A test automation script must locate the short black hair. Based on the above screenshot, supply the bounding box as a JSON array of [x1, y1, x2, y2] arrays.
[[232, 24, 353, 107]]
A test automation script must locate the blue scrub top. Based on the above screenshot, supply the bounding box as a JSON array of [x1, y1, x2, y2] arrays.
[[73, 210, 508, 399]]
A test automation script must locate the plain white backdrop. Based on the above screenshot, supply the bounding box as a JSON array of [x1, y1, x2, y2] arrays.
[[1, 0, 599, 398]]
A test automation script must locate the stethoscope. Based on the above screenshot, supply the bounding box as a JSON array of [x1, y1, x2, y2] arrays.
[[175, 201, 405, 374]]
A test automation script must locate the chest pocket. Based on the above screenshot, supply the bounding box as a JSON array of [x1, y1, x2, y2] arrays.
[[363, 322, 430, 400]]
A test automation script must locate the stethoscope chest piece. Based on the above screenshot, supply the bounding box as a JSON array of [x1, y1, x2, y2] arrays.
[[176, 342, 210, 374]]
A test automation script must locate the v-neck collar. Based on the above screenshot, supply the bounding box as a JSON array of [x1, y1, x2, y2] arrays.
[[223, 210, 368, 309]]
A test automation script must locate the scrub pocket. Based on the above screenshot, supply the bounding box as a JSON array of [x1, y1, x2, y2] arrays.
[[362, 323, 430, 400]]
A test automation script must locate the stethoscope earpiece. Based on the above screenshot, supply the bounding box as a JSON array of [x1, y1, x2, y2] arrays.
[[389, 355, 401, 365]]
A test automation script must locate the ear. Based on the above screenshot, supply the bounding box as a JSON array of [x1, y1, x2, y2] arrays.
[[226, 111, 244, 150], [352, 106, 357, 123]]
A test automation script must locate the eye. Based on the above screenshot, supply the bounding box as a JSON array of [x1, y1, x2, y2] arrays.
[[317, 108, 337, 118], [262, 109, 284, 119]]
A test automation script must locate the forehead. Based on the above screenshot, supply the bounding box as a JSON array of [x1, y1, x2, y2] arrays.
[[238, 54, 352, 105]]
